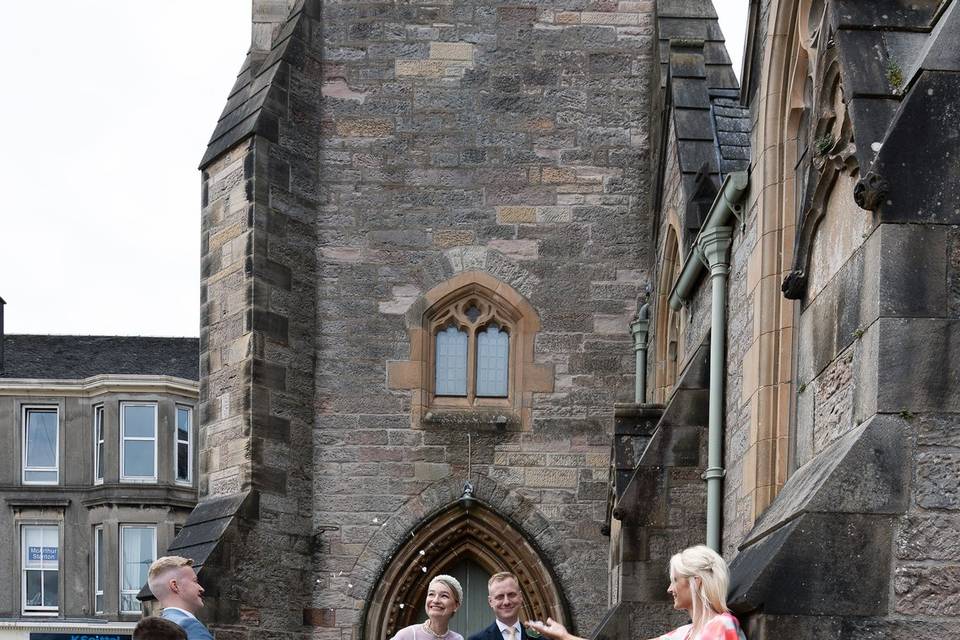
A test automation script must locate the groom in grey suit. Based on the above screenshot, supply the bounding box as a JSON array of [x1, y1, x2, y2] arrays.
[[147, 556, 213, 640]]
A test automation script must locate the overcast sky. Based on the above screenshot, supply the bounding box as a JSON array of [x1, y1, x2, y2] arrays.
[[0, 1, 748, 338]]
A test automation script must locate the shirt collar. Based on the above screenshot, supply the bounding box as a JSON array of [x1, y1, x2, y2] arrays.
[[164, 606, 197, 619], [496, 621, 520, 635]]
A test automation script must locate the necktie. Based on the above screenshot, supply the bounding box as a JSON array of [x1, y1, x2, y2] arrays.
[[506, 627, 516, 640]]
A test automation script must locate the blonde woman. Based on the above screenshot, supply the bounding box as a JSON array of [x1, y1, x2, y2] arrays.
[[390, 575, 464, 640], [527, 546, 745, 640]]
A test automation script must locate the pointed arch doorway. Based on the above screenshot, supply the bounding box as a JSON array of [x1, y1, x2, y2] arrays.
[[362, 499, 568, 640]]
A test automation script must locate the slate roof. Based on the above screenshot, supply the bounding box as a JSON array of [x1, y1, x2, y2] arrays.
[[657, 0, 750, 230], [199, 1, 311, 169], [0, 335, 199, 381]]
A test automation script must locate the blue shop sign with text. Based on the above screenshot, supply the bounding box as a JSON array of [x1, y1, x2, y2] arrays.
[[28, 546, 57, 561], [31, 634, 131, 640]]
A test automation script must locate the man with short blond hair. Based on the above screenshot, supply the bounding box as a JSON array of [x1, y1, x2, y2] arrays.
[[468, 572, 526, 640], [147, 556, 212, 640]]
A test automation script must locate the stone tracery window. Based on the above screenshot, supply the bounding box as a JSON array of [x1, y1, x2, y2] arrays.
[[431, 297, 512, 401], [387, 272, 553, 429], [428, 293, 515, 406]]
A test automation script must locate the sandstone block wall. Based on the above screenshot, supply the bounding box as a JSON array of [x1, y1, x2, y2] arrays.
[[311, 1, 657, 636]]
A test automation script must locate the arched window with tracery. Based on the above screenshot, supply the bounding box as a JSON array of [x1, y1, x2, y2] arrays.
[[429, 296, 514, 403], [387, 272, 553, 429]]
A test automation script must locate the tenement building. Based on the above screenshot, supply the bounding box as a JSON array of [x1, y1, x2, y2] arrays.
[[173, 1, 960, 640], [0, 311, 200, 640]]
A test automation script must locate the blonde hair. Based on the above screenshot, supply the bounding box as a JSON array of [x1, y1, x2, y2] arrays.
[[669, 545, 730, 620], [147, 556, 194, 591], [487, 571, 519, 588]]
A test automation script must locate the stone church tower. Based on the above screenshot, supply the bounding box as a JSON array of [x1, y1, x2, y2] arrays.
[[163, 1, 960, 639], [180, 1, 666, 639]]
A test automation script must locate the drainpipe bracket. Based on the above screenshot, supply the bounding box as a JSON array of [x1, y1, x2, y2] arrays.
[[701, 467, 726, 481]]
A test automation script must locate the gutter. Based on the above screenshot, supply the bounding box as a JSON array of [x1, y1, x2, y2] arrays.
[[665, 170, 749, 552]]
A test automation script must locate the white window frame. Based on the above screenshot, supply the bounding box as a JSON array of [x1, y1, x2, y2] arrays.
[[94, 404, 105, 485], [119, 402, 158, 483], [21, 524, 60, 615], [119, 524, 156, 614], [22, 405, 60, 485], [174, 405, 193, 485], [94, 525, 104, 614]]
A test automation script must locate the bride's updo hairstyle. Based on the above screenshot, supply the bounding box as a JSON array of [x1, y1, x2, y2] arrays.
[[669, 545, 731, 617]]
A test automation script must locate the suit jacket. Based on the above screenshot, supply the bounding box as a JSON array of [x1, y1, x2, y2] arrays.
[[161, 608, 214, 640], [468, 621, 525, 640]]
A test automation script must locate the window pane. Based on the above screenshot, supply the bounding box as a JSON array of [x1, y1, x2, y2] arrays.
[[26, 410, 57, 468], [435, 326, 468, 396], [95, 593, 104, 613], [96, 441, 104, 480], [476, 324, 509, 397], [122, 528, 154, 590], [95, 528, 104, 602], [177, 443, 189, 481], [95, 407, 104, 481], [121, 527, 155, 612], [177, 407, 190, 442], [123, 405, 156, 438], [123, 440, 155, 477], [43, 570, 59, 607], [25, 570, 42, 606], [25, 469, 58, 484]]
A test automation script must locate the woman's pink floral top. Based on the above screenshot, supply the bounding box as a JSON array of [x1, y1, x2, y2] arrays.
[[656, 613, 746, 640]]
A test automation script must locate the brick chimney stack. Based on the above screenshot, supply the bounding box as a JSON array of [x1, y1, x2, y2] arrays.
[[252, 0, 298, 52]]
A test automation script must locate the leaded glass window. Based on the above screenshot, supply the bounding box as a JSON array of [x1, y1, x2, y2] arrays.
[[436, 326, 468, 396], [476, 324, 509, 397]]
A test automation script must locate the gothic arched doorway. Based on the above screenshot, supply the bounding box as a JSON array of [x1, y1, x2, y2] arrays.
[[362, 498, 567, 640]]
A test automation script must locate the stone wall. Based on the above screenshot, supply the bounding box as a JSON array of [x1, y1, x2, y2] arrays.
[[311, 2, 658, 635], [195, 1, 661, 638], [198, 3, 321, 633]]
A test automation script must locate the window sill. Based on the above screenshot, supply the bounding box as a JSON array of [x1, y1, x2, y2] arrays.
[[421, 409, 521, 431]]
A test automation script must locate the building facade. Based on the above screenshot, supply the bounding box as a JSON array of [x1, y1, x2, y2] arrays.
[[179, 1, 960, 640], [0, 328, 199, 640]]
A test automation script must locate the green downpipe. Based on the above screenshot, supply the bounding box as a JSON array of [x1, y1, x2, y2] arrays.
[[664, 171, 749, 552], [700, 228, 733, 552], [631, 303, 650, 403]]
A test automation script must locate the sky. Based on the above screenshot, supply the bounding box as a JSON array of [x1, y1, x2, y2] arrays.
[[0, 1, 748, 338]]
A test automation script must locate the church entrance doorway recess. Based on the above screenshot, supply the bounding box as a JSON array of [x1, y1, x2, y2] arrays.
[[362, 497, 567, 640]]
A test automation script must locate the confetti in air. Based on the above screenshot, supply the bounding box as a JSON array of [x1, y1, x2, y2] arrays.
[[399, 604, 405, 609], [421, 566, 427, 573], [419, 550, 425, 556]]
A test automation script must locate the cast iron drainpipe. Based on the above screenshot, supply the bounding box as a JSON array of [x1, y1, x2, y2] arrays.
[[667, 171, 749, 552], [630, 303, 650, 403]]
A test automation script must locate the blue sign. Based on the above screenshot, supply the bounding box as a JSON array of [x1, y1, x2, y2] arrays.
[[31, 635, 131, 640], [28, 546, 57, 561]]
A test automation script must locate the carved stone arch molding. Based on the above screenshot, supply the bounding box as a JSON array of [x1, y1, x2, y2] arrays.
[[781, 11, 861, 302], [357, 477, 568, 640]]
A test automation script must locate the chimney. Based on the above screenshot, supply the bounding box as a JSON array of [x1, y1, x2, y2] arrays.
[[0, 296, 5, 373], [252, 0, 298, 53]]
